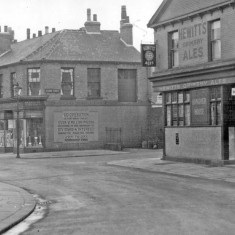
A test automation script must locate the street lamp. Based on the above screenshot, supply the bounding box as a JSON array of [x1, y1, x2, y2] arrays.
[[14, 82, 22, 158]]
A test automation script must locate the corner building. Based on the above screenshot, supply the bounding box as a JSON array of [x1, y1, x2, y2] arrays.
[[148, 0, 235, 163], [0, 6, 150, 153]]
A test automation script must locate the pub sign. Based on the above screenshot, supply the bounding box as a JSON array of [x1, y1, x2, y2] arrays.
[[141, 44, 156, 67]]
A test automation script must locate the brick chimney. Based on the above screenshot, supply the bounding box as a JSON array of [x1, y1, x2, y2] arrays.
[[0, 26, 14, 55], [84, 9, 101, 33], [120, 6, 133, 45]]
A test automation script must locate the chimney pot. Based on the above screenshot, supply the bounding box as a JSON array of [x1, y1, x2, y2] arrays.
[[52, 28, 56, 33], [27, 28, 30, 39], [38, 30, 42, 37], [87, 8, 91, 21], [33, 33, 36, 38], [4, 26, 8, 32], [0, 26, 1, 32], [45, 26, 49, 34], [121, 6, 127, 20], [93, 14, 97, 22]]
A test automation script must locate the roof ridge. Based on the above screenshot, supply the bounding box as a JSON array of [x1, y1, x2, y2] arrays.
[[44, 30, 68, 59], [23, 31, 62, 61]]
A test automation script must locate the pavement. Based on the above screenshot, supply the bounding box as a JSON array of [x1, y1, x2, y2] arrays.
[[0, 148, 235, 234]]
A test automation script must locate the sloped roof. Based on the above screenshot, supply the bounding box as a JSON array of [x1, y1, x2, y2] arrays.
[[148, 0, 233, 27], [0, 29, 140, 67]]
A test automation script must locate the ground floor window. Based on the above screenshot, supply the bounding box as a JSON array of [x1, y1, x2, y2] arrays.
[[165, 90, 190, 126], [165, 86, 222, 127], [26, 119, 43, 147]]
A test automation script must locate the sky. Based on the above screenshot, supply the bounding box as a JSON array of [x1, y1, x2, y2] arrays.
[[0, 0, 163, 50]]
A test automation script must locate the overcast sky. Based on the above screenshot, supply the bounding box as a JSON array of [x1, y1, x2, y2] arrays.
[[0, 0, 163, 50]]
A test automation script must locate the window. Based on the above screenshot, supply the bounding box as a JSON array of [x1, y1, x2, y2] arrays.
[[0, 74, 3, 98], [118, 69, 137, 102], [26, 119, 43, 147], [210, 86, 221, 125], [28, 68, 40, 96], [87, 68, 101, 98], [165, 90, 190, 126], [10, 72, 16, 97], [210, 20, 221, 61], [61, 68, 74, 96], [169, 31, 179, 68]]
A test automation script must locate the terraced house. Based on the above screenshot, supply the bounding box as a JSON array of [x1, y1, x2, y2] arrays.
[[148, 0, 235, 164], [0, 6, 150, 153]]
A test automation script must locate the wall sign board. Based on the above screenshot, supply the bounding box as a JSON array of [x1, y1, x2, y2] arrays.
[[191, 88, 209, 126], [54, 111, 98, 143], [141, 44, 156, 67]]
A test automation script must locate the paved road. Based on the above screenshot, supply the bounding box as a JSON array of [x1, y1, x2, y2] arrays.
[[1, 151, 235, 235]]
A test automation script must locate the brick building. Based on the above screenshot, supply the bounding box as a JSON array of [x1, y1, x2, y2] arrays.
[[148, 0, 235, 163], [0, 6, 151, 153]]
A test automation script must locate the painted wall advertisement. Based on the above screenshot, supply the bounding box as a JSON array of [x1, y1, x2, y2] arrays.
[[54, 111, 98, 143], [178, 22, 208, 66], [191, 88, 209, 126]]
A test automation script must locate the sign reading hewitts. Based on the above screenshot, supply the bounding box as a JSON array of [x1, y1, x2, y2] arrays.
[[141, 44, 156, 67]]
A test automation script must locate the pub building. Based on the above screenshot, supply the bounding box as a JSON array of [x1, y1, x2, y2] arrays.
[[0, 7, 151, 153], [148, 0, 235, 164]]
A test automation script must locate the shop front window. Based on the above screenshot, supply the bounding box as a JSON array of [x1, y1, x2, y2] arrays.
[[26, 119, 43, 147], [210, 86, 221, 125], [165, 90, 190, 126]]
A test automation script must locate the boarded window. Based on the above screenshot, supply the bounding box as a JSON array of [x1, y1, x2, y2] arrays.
[[87, 68, 101, 98], [118, 69, 137, 102]]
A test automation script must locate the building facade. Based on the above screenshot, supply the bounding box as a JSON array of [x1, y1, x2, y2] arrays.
[[148, 0, 235, 163], [0, 6, 151, 153]]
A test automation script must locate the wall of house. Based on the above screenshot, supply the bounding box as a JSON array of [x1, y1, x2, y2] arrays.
[[153, 5, 235, 72], [165, 127, 222, 160], [44, 103, 149, 150]]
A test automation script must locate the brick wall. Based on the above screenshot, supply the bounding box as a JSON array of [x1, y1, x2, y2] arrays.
[[154, 5, 235, 71]]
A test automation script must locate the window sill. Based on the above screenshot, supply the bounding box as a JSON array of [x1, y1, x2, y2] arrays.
[[86, 96, 103, 100], [60, 95, 76, 100]]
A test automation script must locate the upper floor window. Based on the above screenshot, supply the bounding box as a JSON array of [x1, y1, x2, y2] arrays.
[[61, 68, 74, 96], [87, 68, 101, 98], [169, 31, 179, 68], [28, 68, 40, 96], [118, 69, 137, 102], [0, 74, 3, 98], [10, 72, 16, 97], [210, 20, 221, 61]]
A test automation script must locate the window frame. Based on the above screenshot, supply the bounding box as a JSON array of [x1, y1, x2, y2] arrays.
[[87, 68, 101, 98], [165, 90, 190, 127], [210, 86, 221, 126], [61, 68, 74, 97], [168, 31, 179, 68], [209, 19, 221, 61], [10, 72, 16, 97], [27, 68, 41, 96], [0, 74, 3, 98]]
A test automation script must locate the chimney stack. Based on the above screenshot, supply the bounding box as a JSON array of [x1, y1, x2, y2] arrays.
[[27, 28, 30, 39], [45, 26, 49, 34], [52, 28, 56, 33], [120, 6, 133, 45], [33, 33, 36, 38], [0, 25, 14, 55], [84, 9, 101, 33]]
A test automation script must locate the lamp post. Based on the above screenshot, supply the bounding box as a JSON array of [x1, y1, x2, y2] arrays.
[[14, 83, 22, 159]]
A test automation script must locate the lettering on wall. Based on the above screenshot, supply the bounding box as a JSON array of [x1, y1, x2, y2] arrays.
[[54, 111, 98, 143], [191, 88, 209, 126], [179, 22, 207, 64]]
